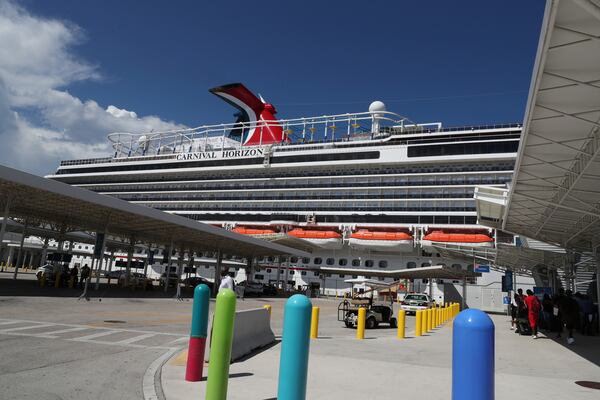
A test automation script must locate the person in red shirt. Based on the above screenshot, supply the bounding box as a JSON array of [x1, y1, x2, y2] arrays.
[[524, 289, 541, 339]]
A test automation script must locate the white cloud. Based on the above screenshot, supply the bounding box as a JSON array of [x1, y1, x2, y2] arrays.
[[0, 0, 186, 175]]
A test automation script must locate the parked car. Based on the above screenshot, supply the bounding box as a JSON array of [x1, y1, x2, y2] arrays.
[[400, 293, 434, 315], [236, 281, 264, 296], [262, 283, 278, 296], [104, 270, 125, 279], [159, 272, 180, 288], [183, 276, 214, 290], [36, 264, 55, 280]]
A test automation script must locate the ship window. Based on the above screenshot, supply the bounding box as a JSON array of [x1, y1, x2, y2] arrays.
[[290, 256, 298, 263], [254, 274, 264, 280], [339, 274, 345, 278], [365, 275, 371, 279], [302, 257, 310, 264], [267, 256, 274, 262], [352, 275, 358, 279], [289, 270, 295, 275], [379, 277, 385, 281], [326, 273, 332, 277], [314, 257, 322, 265], [301, 271, 307, 276], [379, 260, 388, 268], [339, 258, 347, 266], [421, 262, 431, 268], [407, 262, 416, 269], [326, 258, 335, 265], [266, 268, 272, 273], [314, 271, 320, 277], [352, 259, 361, 267], [365, 260, 374, 268]]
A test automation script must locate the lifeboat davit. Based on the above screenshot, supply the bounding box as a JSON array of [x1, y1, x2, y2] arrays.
[[421, 230, 494, 251], [348, 229, 414, 252], [232, 227, 277, 236], [287, 228, 343, 249]]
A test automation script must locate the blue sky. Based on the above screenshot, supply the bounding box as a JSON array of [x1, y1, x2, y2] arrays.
[[0, 0, 546, 174], [24, 0, 546, 126]]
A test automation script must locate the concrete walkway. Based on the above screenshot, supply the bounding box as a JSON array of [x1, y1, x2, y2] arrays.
[[160, 310, 600, 400]]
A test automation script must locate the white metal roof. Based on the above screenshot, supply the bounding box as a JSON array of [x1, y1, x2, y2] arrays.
[[0, 164, 307, 258], [477, 0, 600, 254]]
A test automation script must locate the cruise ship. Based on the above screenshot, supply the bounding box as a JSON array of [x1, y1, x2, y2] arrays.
[[47, 83, 522, 310]]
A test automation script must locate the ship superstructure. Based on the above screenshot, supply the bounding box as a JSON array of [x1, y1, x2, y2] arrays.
[[48, 83, 522, 309]]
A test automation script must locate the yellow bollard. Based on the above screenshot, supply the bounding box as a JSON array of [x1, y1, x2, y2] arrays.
[[263, 304, 272, 319], [397, 310, 405, 339], [356, 307, 366, 340], [424, 308, 430, 333], [310, 306, 320, 339], [438, 308, 442, 326], [415, 310, 422, 337], [54, 272, 62, 288], [430, 308, 435, 331]]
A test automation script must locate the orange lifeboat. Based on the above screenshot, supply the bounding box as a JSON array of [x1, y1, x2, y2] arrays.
[[422, 230, 494, 249], [287, 228, 343, 249], [348, 229, 413, 252], [232, 226, 277, 236]]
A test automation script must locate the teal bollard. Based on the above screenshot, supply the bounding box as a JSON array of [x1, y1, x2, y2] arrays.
[[185, 284, 210, 381], [277, 294, 312, 400]]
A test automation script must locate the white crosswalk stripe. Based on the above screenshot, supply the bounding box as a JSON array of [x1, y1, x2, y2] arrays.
[[113, 333, 156, 345], [38, 327, 88, 337], [0, 323, 55, 332], [0, 318, 187, 350]]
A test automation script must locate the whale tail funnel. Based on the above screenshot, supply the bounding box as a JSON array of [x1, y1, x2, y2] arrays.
[[209, 83, 284, 146]]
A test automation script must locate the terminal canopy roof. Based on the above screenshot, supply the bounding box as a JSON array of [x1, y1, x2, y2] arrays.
[[476, 0, 600, 254], [0, 164, 307, 258]]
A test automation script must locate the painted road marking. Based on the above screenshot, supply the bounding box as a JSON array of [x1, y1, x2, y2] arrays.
[[114, 333, 156, 345], [71, 330, 119, 341], [0, 323, 55, 332], [0, 320, 24, 326], [0, 318, 187, 350], [38, 327, 88, 337]]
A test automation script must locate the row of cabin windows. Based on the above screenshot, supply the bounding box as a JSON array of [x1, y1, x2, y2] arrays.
[[260, 257, 468, 270]]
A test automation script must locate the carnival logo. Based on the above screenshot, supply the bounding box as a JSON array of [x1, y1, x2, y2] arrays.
[[176, 148, 264, 161]]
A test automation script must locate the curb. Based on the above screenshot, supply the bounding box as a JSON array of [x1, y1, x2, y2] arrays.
[[143, 347, 181, 400]]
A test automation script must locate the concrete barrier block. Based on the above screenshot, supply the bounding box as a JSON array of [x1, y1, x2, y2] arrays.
[[205, 307, 275, 362]]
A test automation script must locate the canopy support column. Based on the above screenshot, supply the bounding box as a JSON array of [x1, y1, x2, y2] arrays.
[[164, 240, 173, 293], [12, 219, 28, 280], [125, 239, 134, 288], [174, 246, 184, 299], [213, 250, 223, 296], [0, 198, 10, 258], [461, 277, 467, 310], [40, 237, 49, 267]]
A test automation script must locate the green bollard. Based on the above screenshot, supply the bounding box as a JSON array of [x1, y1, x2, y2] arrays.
[[205, 289, 236, 400]]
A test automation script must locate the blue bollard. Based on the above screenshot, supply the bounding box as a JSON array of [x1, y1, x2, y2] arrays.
[[277, 294, 312, 400], [452, 309, 495, 400]]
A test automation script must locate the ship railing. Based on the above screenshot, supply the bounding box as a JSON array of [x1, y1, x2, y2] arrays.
[[105, 110, 432, 159]]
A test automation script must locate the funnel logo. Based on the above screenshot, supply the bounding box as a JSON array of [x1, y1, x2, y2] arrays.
[[209, 83, 285, 146]]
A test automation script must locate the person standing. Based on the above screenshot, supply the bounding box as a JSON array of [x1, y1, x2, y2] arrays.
[[218, 269, 234, 291], [524, 289, 541, 339], [80, 264, 90, 287], [558, 290, 580, 344], [541, 293, 553, 330]]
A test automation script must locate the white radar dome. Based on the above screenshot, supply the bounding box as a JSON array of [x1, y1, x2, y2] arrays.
[[138, 135, 149, 150], [369, 100, 386, 114]]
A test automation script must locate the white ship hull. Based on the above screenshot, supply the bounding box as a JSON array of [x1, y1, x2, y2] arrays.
[[348, 238, 413, 252]]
